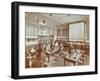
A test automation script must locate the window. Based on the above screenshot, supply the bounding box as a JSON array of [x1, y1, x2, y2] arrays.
[[69, 22, 85, 41]]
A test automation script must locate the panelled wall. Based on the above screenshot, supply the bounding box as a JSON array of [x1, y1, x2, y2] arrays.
[[25, 14, 57, 46]]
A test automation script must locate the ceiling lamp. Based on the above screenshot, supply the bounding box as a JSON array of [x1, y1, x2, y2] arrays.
[[43, 20, 45, 24], [40, 20, 45, 25], [66, 14, 70, 16], [50, 13, 52, 16]]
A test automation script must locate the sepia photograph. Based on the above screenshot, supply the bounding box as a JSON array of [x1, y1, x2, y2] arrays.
[[25, 12, 90, 68], [11, 2, 97, 79]]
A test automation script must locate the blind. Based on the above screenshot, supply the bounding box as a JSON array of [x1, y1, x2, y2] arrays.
[[69, 22, 84, 41]]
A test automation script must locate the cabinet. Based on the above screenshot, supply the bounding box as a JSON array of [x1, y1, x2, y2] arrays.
[[56, 24, 69, 41]]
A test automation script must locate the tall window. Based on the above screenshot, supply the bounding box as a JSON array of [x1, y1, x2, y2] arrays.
[[69, 22, 85, 41]]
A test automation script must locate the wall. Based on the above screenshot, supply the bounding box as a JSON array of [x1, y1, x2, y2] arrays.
[[0, 0, 99, 81]]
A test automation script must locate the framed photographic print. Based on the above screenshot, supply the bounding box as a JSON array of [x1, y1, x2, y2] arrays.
[[11, 1, 98, 79]]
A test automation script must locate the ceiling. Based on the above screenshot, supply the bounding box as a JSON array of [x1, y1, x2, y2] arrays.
[[25, 12, 89, 26], [42, 13, 87, 23]]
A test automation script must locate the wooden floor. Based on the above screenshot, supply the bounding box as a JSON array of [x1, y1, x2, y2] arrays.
[[25, 53, 89, 68]]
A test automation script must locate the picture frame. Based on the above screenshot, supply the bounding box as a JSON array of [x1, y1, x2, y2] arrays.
[[11, 1, 98, 79]]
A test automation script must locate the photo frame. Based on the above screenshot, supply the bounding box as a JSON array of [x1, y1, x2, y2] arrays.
[[11, 1, 98, 79]]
